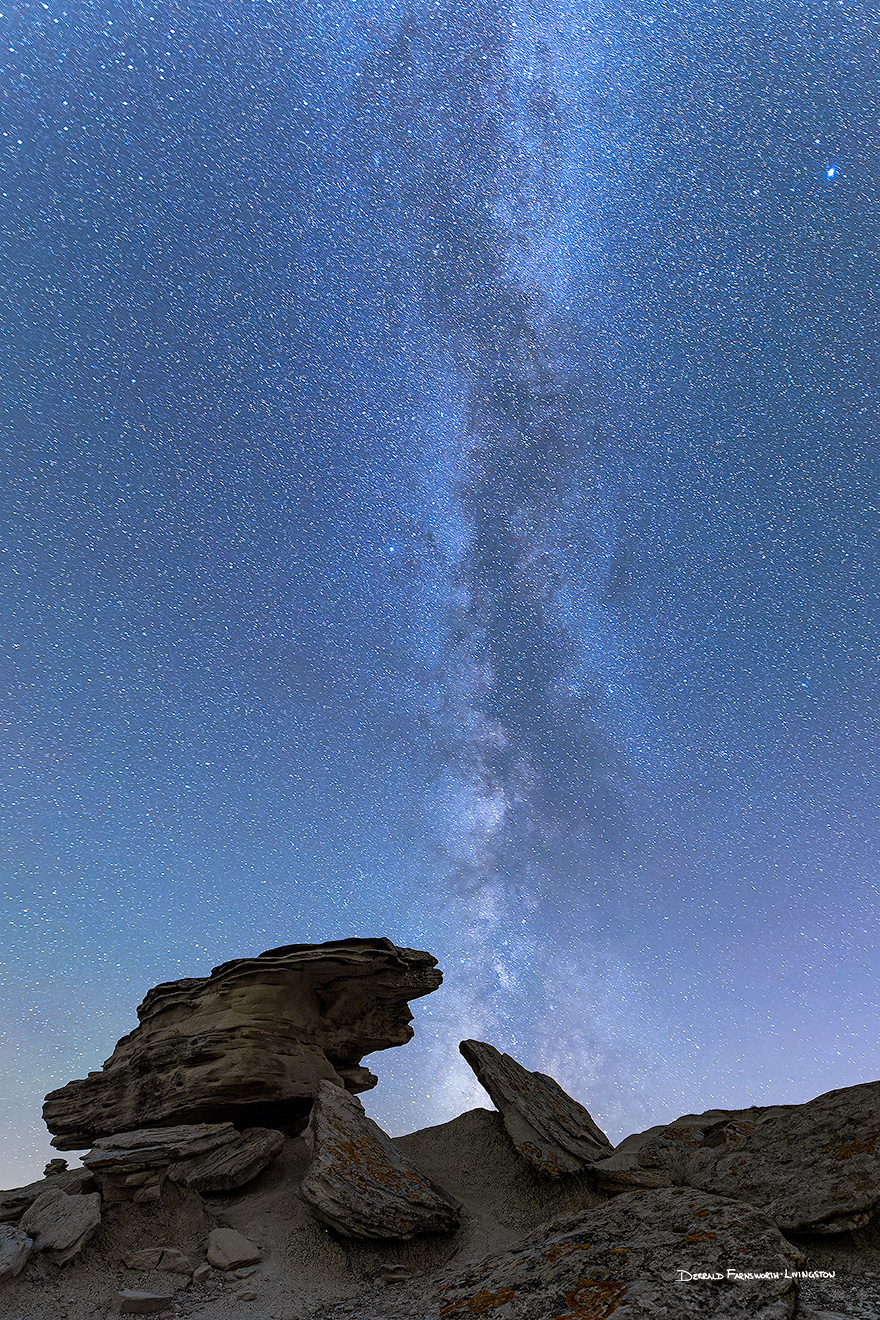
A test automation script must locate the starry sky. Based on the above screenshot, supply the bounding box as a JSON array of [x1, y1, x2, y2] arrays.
[[2, 0, 879, 1187]]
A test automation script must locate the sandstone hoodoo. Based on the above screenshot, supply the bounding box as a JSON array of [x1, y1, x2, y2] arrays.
[[460, 1038, 613, 1175], [43, 938, 442, 1150]]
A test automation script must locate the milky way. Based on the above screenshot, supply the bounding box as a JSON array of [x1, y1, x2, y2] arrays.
[[1, 0, 878, 1184]]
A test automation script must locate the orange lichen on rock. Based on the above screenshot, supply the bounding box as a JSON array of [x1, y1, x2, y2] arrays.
[[555, 1277, 628, 1319]]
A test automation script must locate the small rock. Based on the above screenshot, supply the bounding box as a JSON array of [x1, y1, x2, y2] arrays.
[[124, 1248, 163, 1270], [233, 1264, 260, 1278], [112, 1289, 175, 1315], [460, 1038, 613, 1176], [234, 1289, 258, 1302], [300, 1080, 461, 1239], [0, 1224, 33, 1282], [20, 1187, 101, 1265], [374, 1263, 412, 1283], [43, 1159, 69, 1176], [205, 1227, 262, 1270], [191, 1262, 211, 1284], [132, 1184, 161, 1204]]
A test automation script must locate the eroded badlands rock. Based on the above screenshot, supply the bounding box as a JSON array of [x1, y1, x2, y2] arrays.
[[299, 1080, 461, 1238], [460, 1039, 613, 1175], [591, 1080, 880, 1233], [350, 1187, 805, 1320], [44, 938, 442, 1149]]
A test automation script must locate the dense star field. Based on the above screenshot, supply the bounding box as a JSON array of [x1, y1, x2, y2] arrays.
[[1, 0, 878, 1185]]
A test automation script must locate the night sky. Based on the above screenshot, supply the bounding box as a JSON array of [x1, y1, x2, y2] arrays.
[[2, 0, 879, 1188]]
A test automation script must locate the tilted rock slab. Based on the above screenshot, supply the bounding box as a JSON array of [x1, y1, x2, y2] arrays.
[[44, 937, 442, 1149], [168, 1125, 285, 1191], [348, 1188, 805, 1320], [590, 1080, 880, 1234], [459, 1039, 613, 1176], [19, 1186, 101, 1265], [205, 1227, 262, 1270], [299, 1080, 461, 1239]]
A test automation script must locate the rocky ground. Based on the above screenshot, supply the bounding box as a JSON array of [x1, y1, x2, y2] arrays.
[[3, 1108, 880, 1319]]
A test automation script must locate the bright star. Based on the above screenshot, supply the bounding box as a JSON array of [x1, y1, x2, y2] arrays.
[[826, 166, 837, 178]]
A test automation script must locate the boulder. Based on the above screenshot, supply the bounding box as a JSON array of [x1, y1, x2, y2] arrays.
[[19, 1186, 101, 1265], [459, 1039, 612, 1175], [44, 938, 442, 1149], [0, 1166, 96, 1223], [387, 1188, 805, 1319], [299, 1080, 461, 1239], [590, 1080, 880, 1233], [205, 1227, 262, 1270], [168, 1125, 284, 1191], [0, 1224, 33, 1282]]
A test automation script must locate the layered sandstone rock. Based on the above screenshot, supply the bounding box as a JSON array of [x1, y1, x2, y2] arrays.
[[590, 1080, 880, 1233], [351, 1187, 805, 1319], [44, 938, 442, 1149], [459, 1039, 612, 1175], [299, 1080, 461, 1238], [19, 1187, 101, 1265]]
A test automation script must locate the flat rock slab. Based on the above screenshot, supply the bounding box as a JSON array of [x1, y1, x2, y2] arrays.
[[0, 1224, 33, 1281], [460, 1039, 612, 1176], [124, 1246, 193, 1274], [357, 1187, 805, 1319], [0, 1167, 96, 1223], [590, 1080, 880, 1234], [300, 1080, 461, 1239], [112, 1290, 176, 1315], [20, 1186, 101, 1265], [168, 1125, 284, 1191], [205, 1227, 262, 1270], [82, 1122, 240, 1170], [44, 938, 442, 1149]]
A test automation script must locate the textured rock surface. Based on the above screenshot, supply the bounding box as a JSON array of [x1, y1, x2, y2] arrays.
[[19, 1187, 101, 1264], [83, 1122, 240, 1170], [300, 1080, 461, 1239], [205, 1226, 262, 1270], [319, 1188, 804, 1319], [44, 938, 441, 1149], [591, 1081, 880, 1233], [0, 1224, 33, 1281], [460, 1039, 613, 1176], [0, 1167, 96, 1223], [168, 1125, 284, 1191]]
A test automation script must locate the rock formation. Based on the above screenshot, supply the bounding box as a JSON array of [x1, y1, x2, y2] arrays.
[[299, 1080, 461, 1238], [43, 938, 442, 1149], [19, 1187, 102, 1266], [80, 1122, 284, 1201], [590, 1080, 880, 1234], [459, 1038, 613, 1174], [380, 1187, 806, 1320]]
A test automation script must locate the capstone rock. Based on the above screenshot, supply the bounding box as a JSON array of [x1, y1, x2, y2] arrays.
[[0, 1224, 33, 1282], [590, 1080, 880, 1233], [459, 1039, 613, 1176], [299, 1079, 461, 1239], [19, 1186, 101, 1265], [44, 937, 442, 1149]]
